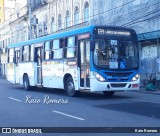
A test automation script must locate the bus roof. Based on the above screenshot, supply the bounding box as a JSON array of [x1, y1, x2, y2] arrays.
[[8, 25, 136, 48], [8, 25, 94, 48]]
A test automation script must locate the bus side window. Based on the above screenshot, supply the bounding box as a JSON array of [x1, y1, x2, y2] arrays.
[[22, 46, 30, 62], [22, 47, 24, 62], [8, 49, 14, 63], [66, 36, 76, 58], [86, 41, 90, 63], [20, 47, 23, 62], [52, 39, 63, 59], [7, 50, 10, 63], [52, 40, 59, 59], [50, 41, 53, 59], [30, 44, 34, 61], [44, 41, 50, 60], [60, 39, 65, 58], [14, 50, 20, 65]]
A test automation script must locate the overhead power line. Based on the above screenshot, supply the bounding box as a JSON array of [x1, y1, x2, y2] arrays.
[[94, 1, 160, 26], [1, 0, 160, 38]]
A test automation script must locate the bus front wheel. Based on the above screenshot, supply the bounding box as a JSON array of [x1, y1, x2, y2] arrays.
[[103, 91, 115, 96], [23, 75, 30, 91], [66, 77, 79, 97]]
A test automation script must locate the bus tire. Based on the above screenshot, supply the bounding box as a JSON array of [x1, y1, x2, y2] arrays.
[[103, 91, 115, 96], [23, 75, 30, 91], [66, 77, 79, 97]]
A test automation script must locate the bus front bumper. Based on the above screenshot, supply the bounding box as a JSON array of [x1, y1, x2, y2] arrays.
[[90, 78, 140, 92]]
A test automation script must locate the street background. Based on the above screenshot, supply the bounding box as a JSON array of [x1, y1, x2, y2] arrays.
[[0, 77, 160, 135]]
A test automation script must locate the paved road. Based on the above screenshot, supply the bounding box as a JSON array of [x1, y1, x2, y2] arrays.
[[0, 77, 160, 136]]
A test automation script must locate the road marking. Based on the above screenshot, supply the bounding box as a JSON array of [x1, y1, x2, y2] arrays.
[[53, 110, 85, 121], [9, 97, 22, 102]]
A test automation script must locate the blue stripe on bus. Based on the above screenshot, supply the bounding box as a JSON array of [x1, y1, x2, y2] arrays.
[[8, 26, 95, 48]]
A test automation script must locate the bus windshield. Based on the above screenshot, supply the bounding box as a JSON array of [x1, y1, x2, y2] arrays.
[[94, 40, 139, 69]]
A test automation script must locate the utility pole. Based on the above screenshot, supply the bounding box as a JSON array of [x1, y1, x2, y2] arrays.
[[28, 0, 32, 39]]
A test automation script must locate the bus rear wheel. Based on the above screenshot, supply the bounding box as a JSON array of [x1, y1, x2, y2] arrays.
[[103, 91, 115, 96], [66, 77, 79, 97], [23, 75, 30, 91]]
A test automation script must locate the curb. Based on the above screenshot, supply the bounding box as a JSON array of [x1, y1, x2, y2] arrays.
[[0, 76, 6, 79], [131, 89, 160, 95]]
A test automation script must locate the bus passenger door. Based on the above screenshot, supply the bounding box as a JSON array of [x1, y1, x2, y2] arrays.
[[80, 41, 90, 89], [35, 47, 43, 85], [15, 50, 20, 83]]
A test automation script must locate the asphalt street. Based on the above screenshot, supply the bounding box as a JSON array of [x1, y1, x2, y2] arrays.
[[0, 77, 160, 136]]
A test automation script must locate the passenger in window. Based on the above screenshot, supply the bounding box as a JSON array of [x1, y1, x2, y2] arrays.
[[60, 40, 64, 48], [111, 48, 118, 61]]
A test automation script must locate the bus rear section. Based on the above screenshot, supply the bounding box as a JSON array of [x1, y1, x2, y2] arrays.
[[6, 48, 15, 83]]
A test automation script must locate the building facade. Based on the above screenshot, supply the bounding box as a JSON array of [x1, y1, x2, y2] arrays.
[[46, 0, 90, 34], [4, 0, 16, 21], [0, 0, 5, 24], [0, 20, 10, 76], [27, 0, 90, 39], [3, 0, 90, 43], [0, 0, 28, 76]]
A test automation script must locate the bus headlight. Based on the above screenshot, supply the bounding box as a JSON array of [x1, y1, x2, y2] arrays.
[[93, 72, 106, 82], [132, 74, 140, 81]]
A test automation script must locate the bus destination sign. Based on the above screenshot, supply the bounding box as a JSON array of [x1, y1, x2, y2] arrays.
[[96, 28, 131, 36]]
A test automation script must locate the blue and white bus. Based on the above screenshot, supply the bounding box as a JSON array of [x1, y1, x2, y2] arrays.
[[7, 25, 140, 96]]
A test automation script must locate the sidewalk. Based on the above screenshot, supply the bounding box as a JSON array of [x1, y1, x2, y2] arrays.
[[0, 76, 6, 79], [132, 87, 160, 95]]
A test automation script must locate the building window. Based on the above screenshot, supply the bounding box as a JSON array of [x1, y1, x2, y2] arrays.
[[74, 6, 79, 25], [133, 0, 141, 5], [65, 10, 70, 28], [8, 38, 10, 45], [51, 17, 55, 33], [84, 1, 89, 22], [58, 14, 62, 30]]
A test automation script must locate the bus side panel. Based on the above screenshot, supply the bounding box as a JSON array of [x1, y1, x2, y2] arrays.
[[6, 63, 15, 84], [76, 67, 80, 91], [42, 61, 50, 87], [63, 60, 79, 91], [15, 65, 20, 84], [30, 63, 36, 86], [19, 62, 35, 86], [42, 61, 64, 89]]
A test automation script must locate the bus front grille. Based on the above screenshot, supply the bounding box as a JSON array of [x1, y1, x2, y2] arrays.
[[105, 72, 133, 77], [110, 83, 127, 88]]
